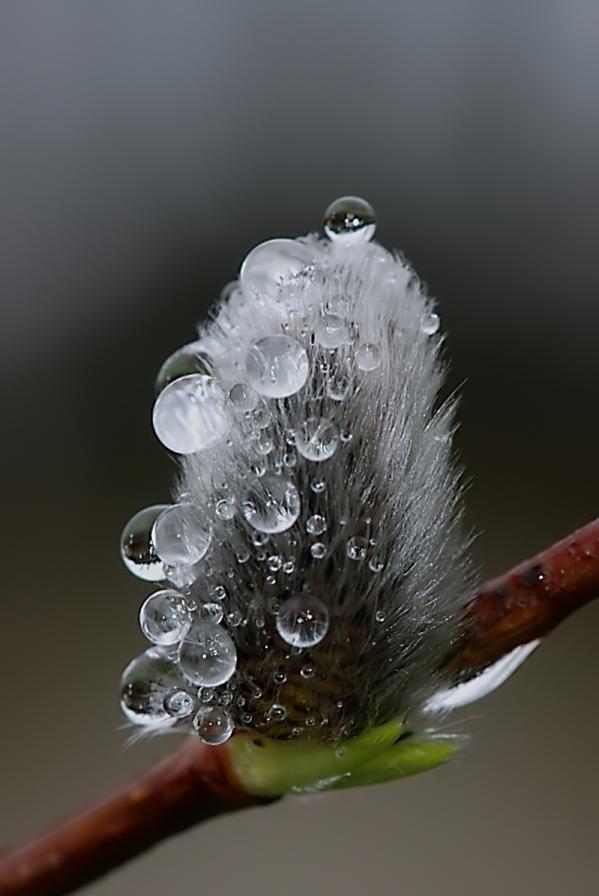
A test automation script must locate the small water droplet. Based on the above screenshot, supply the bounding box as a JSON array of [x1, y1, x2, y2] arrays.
[[311, 479, 326, 494], [421, 312, 440, 335], [213, 584, 227, 600], [346, 536, 368, 561], [192, 706, 234, 745], [215, 497, 236, 521], [267, 554, 283, 572], [296, 417, 339, 462], [242, 474, 301, 534], [120, 505, 169, 582], [273, 668, 287, 684], [153, 375, 229, 454], [229, 382, 258, 411], [283, 558, 296, 575], [375, 609, 386, 623], [369, 557, 385, 573], [164, 688, 195, 719], [323, 196, 376, 245], [300, 663, 315, 679], [310, 542, 326, 559], [340, 429, 353, 443], [139, 590, 189, 646], [327, 369, 351, 401], [246, 336, 309, 399], [314, 314, 351, 349], [306, 514, 327, 536], [198, 602, 224, 625], [276, 593, 330, 648], [153, 503, 211, 566], [267, 704, 287, 723], [355, 343, 380, 371], [178, 623, 237, 687]]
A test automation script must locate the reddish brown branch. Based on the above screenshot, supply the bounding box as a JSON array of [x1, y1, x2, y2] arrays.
[[0, 737, 274, 896], [1, 519, 598, 896], [449, 517, 599, 674]]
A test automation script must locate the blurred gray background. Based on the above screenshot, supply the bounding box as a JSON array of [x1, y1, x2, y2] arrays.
[[1, 1, 598, 894]]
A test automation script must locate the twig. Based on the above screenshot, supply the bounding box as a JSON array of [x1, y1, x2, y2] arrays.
[[450, 517, 599, 674], [0, 737, 274, 896], [1, 518, 598, 896]]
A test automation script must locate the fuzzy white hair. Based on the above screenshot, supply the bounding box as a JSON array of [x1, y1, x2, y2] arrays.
[[120, 207, 473, 743]]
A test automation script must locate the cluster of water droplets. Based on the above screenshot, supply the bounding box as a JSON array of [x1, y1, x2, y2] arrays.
[[119, 196, 443, 745]]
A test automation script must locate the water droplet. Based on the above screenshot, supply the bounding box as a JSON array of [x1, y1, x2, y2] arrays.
[[215, 496, 236, 521], [276, 593, 330, 648], [164, 688, 195, 719], [229, 382, 258, 411], [283, 558, 295, 575], [310, 542, 326, 559], [246, 336, 309, 399], [192, 706, 234, 745], [267, 704, 287, 723], [139, 589, 189, 645], [355, 343, 380, 371], [155, 342, 211, 394], [198, 686, 215, 703], [421, 312, 440, 335], [327, 369, 351, 401], [240, 238, 312, 298], [340, 429, 353, 443], [314, 314, 351, 349], [251, 404, 272, 429], [213, 584, 227, 600], [252, 532, 269, 548], [306, 515, 327, 537], [300, 663, 315, 679], [296, 417, 339, 462], [120, 648, 181, 727], [311, 479, 326, 494], [346, 536, 368, 561], [323, 196, 376, 245], [242, 474, 301, 534], [257, 431, 274, 455], [267, 554, 283, 572], [153, 375, 229, 454], [375, 609, 386, 623], [178, 623, 237, 687], [273, 668, 287, 684], [120, 505, 170, 582], [369, 557, 384, 573], [198, 602, 224, 625], [152, 503, 211, 566]]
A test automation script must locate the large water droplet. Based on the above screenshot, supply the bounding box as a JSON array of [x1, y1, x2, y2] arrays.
[[139, 589, 190, 645], [120, 648, 181, 727], [120, 505, 170, 581], [323, 196, 376, 245], [242, 474, 300, 534], [152, 503, 211, 566], [240, 238, 312, 298], [276, 593, 330, 648], [155, 341, 211, 394], [296, 416, 339, 462], [192, 705, 234, 745], [153, 375, 229, 454], [246, 336, 309, 399], [178, 622, 237, 687]]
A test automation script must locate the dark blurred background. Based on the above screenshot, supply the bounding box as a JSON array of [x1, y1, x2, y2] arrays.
[[1, 2, 598, 893]]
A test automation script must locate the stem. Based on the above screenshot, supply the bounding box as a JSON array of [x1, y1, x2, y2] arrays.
[[0, 737, 274, 896], [449, 517, 599, 674]]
